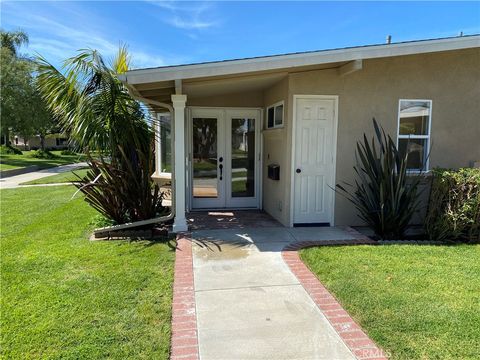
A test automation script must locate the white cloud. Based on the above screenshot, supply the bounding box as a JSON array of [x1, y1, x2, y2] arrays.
[[166, 16, 217, 30], [147, 0, 179, 11], [147, 0, 220, 30]]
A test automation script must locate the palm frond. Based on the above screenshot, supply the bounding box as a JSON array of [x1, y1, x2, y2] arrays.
[[112, 44, 130, 75]]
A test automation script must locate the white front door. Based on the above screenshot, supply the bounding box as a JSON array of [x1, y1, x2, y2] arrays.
[[189, 108, 261, 209], [293, 96, 337, 224]]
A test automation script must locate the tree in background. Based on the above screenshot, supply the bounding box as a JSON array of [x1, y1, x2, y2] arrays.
[[0, 30, 28, 56], [0, 29, 57, 148], [1, 30, 31, 145], [29, 86, 59, 150]]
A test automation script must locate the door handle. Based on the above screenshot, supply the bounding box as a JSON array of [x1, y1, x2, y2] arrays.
[[296, 168, 301, 174], [219, 164, 223, 180]]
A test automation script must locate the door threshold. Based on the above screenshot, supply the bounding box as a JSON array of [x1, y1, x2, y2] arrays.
[[293, 222, 330, 227], [189, 208, 261, 212]]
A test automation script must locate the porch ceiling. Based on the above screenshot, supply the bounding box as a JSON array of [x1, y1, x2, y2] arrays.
[[129, 61, 346, 104], [131, 72, 286, 103]]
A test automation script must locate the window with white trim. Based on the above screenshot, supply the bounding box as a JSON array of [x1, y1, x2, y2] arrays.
[[158, 113, 172, 173], [266, 101, 284, 129], [397, 99, 432, 171]]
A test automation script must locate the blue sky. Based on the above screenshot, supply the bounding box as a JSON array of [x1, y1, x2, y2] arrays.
[[2, 1, 479, 69]]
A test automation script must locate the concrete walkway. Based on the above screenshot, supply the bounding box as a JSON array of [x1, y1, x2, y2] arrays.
[[191, 227, 360, 360], [0, 162, 87, 189]]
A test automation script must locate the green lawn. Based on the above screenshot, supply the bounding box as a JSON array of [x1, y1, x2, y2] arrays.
[[300, 245, 480, 360], [20, 168, 90, 185], [0, 150, 84, 171], [1, 186, 174, 359]]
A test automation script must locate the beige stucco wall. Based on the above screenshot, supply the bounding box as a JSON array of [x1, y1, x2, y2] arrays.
[[187, 90, 264, 108], [262, 77, 290, 225], [288, 48, 480, 225]]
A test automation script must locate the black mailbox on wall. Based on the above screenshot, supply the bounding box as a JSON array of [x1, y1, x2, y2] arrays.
[[268, 164, 280, 181]]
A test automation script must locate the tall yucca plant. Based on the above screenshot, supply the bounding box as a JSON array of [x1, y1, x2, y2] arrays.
[[336, 118, 421, 239]]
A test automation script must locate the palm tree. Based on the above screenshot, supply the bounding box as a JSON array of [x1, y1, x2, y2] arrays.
[[0, 29, 28, 56], [36, 45, 151, 159], [36, 47, 165, 224]]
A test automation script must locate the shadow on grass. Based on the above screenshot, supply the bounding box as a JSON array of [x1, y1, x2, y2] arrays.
[[0, 154, 84, 170], [104, 236, 178, 254]]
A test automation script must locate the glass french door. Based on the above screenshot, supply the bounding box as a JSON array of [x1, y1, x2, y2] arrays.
[[190, 108, 260, 209], [191, 109, 225, 209]]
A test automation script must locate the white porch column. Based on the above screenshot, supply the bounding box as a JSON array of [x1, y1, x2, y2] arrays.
[[171, 94, 188, 232]]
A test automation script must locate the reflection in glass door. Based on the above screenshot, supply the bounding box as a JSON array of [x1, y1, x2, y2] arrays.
[[191, 110, 225, 209], [225, 109, 260, 208], [192, 118, 218, 198], [230, 118, 255, 198]]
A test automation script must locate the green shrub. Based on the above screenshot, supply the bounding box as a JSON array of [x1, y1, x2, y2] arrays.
[[60, 149, 76, 155], [336, 118, 422, 239], [89, 214, 117, 228], [28, 149, 58, 159], [425, 168, 480, 242], [0, 145, 23, 155]]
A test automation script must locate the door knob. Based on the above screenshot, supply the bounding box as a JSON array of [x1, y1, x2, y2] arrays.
[[296, 168, 301, 173], [219, 156, 223, 162], [219, 164, 223, 180]]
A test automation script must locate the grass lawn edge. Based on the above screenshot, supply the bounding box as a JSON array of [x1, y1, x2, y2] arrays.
[[298, 242, 480, 360]]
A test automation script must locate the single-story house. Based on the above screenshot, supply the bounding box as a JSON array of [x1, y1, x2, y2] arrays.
[[119, 35, 480, 232], [12, 134, 69, 150]]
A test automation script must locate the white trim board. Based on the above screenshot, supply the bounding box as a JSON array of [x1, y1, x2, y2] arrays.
[[290, 95, 339, 227], [121, 36, 480, 84]]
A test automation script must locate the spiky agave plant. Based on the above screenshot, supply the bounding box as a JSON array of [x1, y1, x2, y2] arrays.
[[336, 118, 422, 239], [36, 46, 165, 223]]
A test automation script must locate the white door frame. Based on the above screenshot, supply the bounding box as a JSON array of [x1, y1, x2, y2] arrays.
[[187, 106, 263, 210], [289, 95, 339, 226]]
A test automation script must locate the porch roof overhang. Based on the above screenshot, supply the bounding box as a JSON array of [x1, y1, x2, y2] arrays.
[[119, 35, 480, 106]]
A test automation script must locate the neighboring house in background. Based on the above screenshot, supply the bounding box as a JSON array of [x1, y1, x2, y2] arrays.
[[119, 35, 480, 232], [13, 134, 69, 150]]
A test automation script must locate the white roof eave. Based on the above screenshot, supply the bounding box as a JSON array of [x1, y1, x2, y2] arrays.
[[121, 35, 480, 85]]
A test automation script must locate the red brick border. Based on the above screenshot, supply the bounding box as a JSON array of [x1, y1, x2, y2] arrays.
[[170, 233, 199, 360], [282, 234, 389, 360]]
